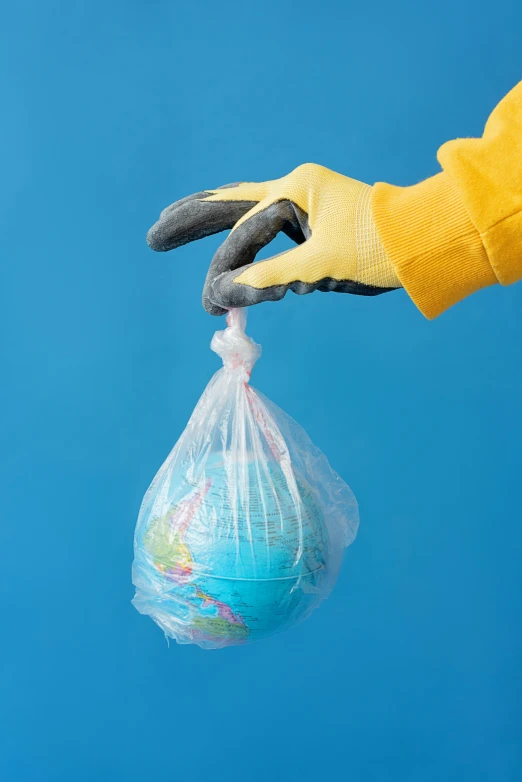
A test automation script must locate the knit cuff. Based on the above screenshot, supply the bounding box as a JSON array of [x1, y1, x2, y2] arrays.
[[371, 172, 498, 319]]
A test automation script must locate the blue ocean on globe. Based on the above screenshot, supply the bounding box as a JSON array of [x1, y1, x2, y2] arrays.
[[132, 454, 331, 648]]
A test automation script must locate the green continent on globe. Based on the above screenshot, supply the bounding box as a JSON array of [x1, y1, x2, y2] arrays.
[[144, 505, 194, 580]]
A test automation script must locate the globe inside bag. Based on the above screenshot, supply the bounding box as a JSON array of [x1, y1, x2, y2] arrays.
[[132, 309, 359, 649]]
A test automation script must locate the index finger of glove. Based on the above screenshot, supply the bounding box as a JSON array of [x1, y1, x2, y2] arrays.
[[146, 181, 270, 252], [202, 200, 304, 315]]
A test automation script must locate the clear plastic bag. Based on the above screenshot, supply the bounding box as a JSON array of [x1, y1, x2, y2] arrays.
[[132, 308, 359, 649]]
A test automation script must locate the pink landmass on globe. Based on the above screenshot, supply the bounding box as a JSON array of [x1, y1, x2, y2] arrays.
[[195, 588, 246, 626]]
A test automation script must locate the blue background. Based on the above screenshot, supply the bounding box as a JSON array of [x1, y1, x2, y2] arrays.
[[2, 1, 522, 780]]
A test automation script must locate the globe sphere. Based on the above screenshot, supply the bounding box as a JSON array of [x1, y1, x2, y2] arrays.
[[134, 454, 331, 648]]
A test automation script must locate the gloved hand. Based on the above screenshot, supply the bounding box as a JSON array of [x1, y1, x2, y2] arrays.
[[147, 163, 402, 315]]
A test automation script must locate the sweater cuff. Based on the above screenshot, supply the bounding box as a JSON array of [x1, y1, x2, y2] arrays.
[[371, 172, 498, 319]]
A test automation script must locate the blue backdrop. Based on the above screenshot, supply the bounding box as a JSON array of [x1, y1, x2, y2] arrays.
[[2, 1, 522, 780]]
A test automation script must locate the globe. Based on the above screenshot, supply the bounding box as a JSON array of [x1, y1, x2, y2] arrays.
[[132, 453, 331, 648]]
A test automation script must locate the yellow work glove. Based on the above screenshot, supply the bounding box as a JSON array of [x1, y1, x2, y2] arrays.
[[147, 163, 401, 315]]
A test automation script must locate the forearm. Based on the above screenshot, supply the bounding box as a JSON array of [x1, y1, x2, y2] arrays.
[[372, 81, 522, 318]]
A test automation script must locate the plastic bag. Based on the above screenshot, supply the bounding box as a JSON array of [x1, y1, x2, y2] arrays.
[[132, 308, 359, 649]]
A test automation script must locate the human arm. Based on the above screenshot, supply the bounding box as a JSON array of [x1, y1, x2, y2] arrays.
[[147, 81, 522, 318]]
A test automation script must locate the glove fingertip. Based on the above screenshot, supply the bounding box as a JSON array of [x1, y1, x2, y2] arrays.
[[207, 274, 239, 311], [146, 223, 168, 251], [202, 290, 228, 317]]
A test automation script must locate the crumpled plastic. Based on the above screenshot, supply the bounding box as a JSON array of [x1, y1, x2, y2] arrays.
[[132, 308, 359, 649]]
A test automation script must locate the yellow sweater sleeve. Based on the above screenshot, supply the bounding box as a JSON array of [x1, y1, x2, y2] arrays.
[[371, 81, 522, 318]]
